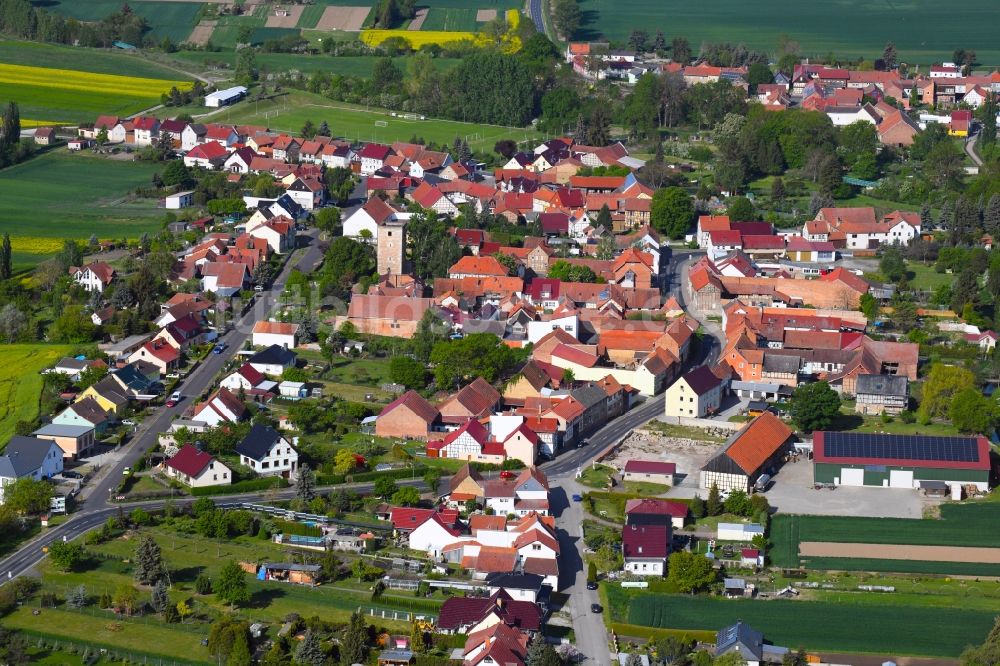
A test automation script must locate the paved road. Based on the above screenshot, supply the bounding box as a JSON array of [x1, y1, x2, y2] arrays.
[[965, 129, 983, 167], [528, 0, 544, 34]]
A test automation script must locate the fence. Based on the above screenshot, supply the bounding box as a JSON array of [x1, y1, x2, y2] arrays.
[[215, 501, 392, 533], [361, 606, 436, 623], [385, 577, 420, 591], [20, 626, 204, 666]]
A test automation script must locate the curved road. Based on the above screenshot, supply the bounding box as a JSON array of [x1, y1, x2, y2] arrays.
[[528, 0, 544, 34]]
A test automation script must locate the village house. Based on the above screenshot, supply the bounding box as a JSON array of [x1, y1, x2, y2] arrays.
[[71, 262, 115, 292], [0, 437, 64, 503], [32, 424, 95, 459], [252, 321, 299, 349], [664, 365, 725, 418], [700, 412, 793, 493], [192, 388, 248, 427], [248, 345, 297, 376], [622, 461, 677, 488], [235, 424, 299, 478], [164, 444, 232, 488], [376, 391, 441, 441]]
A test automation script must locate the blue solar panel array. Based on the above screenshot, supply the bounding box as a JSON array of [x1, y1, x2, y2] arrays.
[[822, 432, 980, 462]]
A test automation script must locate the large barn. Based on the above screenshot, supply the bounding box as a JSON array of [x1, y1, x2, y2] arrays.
[[813, 432, 991, 491], [700, 412, 794, 493]]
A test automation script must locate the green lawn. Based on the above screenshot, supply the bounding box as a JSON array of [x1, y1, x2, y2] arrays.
[[0, 345, 74, 445], [422, 8, 480, 32], [906, 261, 956, 292], [770, 503, 1000, 571], [0, 151, 165, 268], [209, 89, 542, 151], [0, 40, 191, 80], [622, 481, 670, 495], [170, 52, 461, 78], [38, 1, 203, 43], [620, 591, 994, 657], [578, 464, 615, 489], [573, 0, 1000, 65]]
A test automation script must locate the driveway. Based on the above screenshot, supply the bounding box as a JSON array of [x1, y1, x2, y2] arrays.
[[764, 457, 925, 518]]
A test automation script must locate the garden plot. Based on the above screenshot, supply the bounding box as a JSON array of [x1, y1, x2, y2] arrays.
[[315, 6, 370, 31], [800, 542, 1000, 563], [266, 5, 305, 27]]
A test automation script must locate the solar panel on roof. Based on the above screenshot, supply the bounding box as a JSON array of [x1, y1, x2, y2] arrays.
[[822, 432, 979, 463]]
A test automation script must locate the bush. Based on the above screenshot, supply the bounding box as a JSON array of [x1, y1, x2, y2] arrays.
[[190, 477, 288, 496]]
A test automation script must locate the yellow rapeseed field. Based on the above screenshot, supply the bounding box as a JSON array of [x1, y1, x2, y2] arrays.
[[361, 8, 523, 52], [0, 63, 192, 97], [8, 237, 67, 255]]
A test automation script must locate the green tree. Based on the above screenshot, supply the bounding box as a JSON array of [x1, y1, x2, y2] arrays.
[[587, 560, 597, 583], [334, 449, 360, 475], [650, 187, 694, 239], [407, 206, 461, 280], [423, 469, 442, 495], [726, 196, 754, 221], [208, 616, 250, 665], [215, 561, 250, 609], [235, 48, 258, 84], [746, 62, 774, 93], [151, 578, 169, 613], [66, 584, 88, 608], [374, 476, 398, 498], [551, 0, 580, 39], [341, 611, 369, 665], [296, 463, 317, 503], [373, 57, 404, 89], [671, 37, 692, 63], [879, 246, 907, 283], [949, 387, 998, 434], [48, 541, 84, 572], [389, 356, 427, 388], [919, 364, 975, 422], [3, 477, 50, 515], [494, 252, 520, 276], [134, 534, 167, 585], [723, 490, 752, 516], [195, 573, 213, 595], [300, 119, 316, 139], [690, 494, 706, 519], [313, 207, 342, 235], [113, 584, 140, 616], [294, 628, 326, 666], [413, 308, 449, 362], [392, 486, 421, 506], [0, 233, 10, 280], [667, 551, 716, 593], [770, 177, 786, 202], [789, 381, 841, 432], [321, 236, 375, 297], [859, 293, 879, 321], [706, 483, 722, 517], [961, 616, 1000, 666], [540, 87, 581, 135], [449, 51, 535, 127]]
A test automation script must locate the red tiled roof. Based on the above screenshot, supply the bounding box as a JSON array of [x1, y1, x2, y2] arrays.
[[165, 444, 216, 477], [724, 412, 793, 475], [449, 256, 509, 277], [437, 590, 540, 631], [625, 498, 688, 518], [253, 320, 299, 336], [622, 523, 669, 559], [187, 141, 228, 160], [379, 390, 439, 424], [624, 460, 677, 475]]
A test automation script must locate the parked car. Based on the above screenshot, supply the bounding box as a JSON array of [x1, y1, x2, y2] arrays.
[[213, 343, 227, 354], [61, 470, 82, 479], [572, 494, 583, 502], [586, 581, 598, 590], [590, 603, 603, 613], [166, 391, 181, 407], [122, 467, 131, 476]]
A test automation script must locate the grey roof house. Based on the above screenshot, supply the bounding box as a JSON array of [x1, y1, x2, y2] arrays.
[[0, 436, 64, 502]]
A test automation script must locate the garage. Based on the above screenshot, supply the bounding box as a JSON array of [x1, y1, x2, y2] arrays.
[[839, 468, 865, 486], [889, 469, 914, 488], [813, 432, 991, 491]]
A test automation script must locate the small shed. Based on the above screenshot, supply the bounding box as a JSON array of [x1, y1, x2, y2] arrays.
[[723, 577, 748, 597], [717, 522, 764, 542], [378, 649, 415, 666], [165, 191, 195, 209], [257, 562, 321, 585], [278, 381, 307, 399], [34, 127, 56, 145]]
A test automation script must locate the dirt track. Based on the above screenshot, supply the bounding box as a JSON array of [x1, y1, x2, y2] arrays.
[[800, 541, 1000, 563], [186, 21, 216, 45], [315, 6, 369, 31], [476, 9, 497, 21], [408, 8, 428, 30]]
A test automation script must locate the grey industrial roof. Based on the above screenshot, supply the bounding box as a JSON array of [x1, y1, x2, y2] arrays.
[[855, 373, 908, 397], [33, 424, 94, 438]]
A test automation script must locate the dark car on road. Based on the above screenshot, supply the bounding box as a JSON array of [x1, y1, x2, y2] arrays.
[[586, 581, 598, 590], [591, 603, 602, 613]]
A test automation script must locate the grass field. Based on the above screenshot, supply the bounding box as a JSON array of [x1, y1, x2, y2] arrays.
[[0, 61, 191, 124], [770, 504, 1000, 571], [0, 151, 165, 268], [170, 51, 461, 77], [0, 41, 191, 80], [0, 345, 74, 444], [574, 0, 1000, 64], [210, 89, 541, 150], [34, 1, 203, 44], [621, 591, 993, 657], [422, 8, 480, 32], [790, 556, 1000, 577]]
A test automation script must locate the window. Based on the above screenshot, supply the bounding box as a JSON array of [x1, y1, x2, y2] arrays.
[[262, 461, 269, 469]]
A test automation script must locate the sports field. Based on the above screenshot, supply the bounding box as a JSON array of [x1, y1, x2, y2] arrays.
[[574, 0, 1000, 64], [0, 345, 74, 445], [771, 504, 1000, 573], [0, 152, 165, 268], [0, 62, 191, 125], [213, 90, 542, 150], [624, 593, 994, 657]]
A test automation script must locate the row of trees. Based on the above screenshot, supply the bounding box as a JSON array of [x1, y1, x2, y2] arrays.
[[0, 0, 150, 48]]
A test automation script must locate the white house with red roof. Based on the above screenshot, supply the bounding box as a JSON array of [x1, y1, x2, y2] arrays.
[[164, 444, 232, 488], [71, 262, 115, 293], [622, 523, 670, 576], [184, 141, 229, 169], [409, 513, 464, 557], [247, 217, 295, 254], [192, 388, 248, 427], [131, 116, 161, 146], [252, 320, 299, 349], [127, 340, 180, 377], [220, 363, 270, 393], [201, 262, 249, 296], [358, 143, 393, 175], [965, 330, 998, 354], [625, 497, 688, 530]]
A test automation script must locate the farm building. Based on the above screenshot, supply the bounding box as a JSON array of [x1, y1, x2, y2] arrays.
[[700, 412, 793, 493], [853, 374, 908, 415], [622, 460, 676, 486], [205, 86, 248, 108], [813, 432, 991, 490], [165, 191, 194, 209]]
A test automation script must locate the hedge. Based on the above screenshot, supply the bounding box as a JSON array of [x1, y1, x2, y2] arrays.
[[316, 473, 347, 486], [609, 622, 717, 644], [348, 466, 428, 483], [191, 477, 288, 496]]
